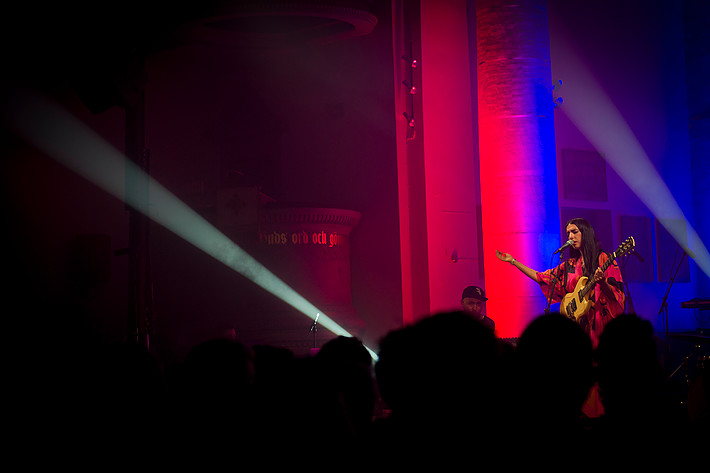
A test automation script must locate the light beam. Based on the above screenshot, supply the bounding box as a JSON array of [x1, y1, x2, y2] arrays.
[[3, 88, 378, 361], [553, 36, 710, 280]]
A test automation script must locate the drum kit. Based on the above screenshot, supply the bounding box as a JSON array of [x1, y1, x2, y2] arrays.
[[668, 299, 709, 426]]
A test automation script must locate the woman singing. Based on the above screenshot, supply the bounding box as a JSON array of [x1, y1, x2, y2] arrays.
[[495, 217, 625, 347]]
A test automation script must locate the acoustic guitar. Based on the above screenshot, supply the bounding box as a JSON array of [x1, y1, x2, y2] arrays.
[[561, 236, 635, 322]]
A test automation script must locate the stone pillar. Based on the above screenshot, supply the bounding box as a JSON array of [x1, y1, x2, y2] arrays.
[[476, 0, 560, 337]]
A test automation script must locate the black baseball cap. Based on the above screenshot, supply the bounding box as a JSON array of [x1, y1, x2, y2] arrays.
[[462, 285, 488, 301]]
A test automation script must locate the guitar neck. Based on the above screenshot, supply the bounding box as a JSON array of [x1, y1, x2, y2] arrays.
[[579, 251, 617, 298], [570, 237, 634, 305]]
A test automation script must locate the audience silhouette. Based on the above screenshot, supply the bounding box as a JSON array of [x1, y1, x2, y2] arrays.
[[371, 311, 507, 466], [177, 337, 255, 431], [313, 336, 376, 444], [509, 313, 595, 459], [20, 300, 706, 465], [593, 314, 690, 453]]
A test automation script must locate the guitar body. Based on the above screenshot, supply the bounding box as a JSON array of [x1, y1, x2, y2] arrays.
[[561, 276, 594, 322], [558, 236, 635, 324]]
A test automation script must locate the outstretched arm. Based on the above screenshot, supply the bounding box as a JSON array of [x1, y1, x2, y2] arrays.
[[496, 250, 539, 282]]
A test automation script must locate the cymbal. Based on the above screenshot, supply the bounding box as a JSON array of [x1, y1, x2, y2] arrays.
[[681, 298, 710, 310], [669, 332, 710, 344]]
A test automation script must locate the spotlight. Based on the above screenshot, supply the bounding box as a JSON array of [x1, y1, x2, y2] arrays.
[[402, 80, 417, 94], [553, 79, 564, 108], [403, 112, 415, 127], [401, 55, 418, 68]]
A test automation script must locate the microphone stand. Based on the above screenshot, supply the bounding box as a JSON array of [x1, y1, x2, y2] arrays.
[[545, 252, 566, 315], [619, 253, 636, 314], [309, 313, 320, 350], [658, 245, 687, 345]]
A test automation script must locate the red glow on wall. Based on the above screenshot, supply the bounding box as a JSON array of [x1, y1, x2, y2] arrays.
[[476, 0, 560, 338], [420, 0, 481, 317], [394, 0, 558, 332]]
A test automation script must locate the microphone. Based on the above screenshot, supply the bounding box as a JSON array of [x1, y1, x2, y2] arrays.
[[309, 312, 320, 332], [553, 240, 574, 254], [681, 245, 696, 259]]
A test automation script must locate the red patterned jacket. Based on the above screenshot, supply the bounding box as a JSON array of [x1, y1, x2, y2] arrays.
[[537, 252, 625, 347]]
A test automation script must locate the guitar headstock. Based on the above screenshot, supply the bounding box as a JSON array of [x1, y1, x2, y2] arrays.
[[614, 236, 636, 258]]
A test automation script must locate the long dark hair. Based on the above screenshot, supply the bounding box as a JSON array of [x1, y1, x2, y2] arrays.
[[566, 218, 602, 277]]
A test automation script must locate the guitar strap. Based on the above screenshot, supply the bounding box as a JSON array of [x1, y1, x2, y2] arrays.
[[589, 251, 614, 303], [563, 260, 568, 290], [563, 259, 574, 291]]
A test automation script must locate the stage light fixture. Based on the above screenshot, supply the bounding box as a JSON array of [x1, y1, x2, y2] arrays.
[[401, 55, 418, 68], [402, 80, 417, 94], [403, 112, 415, 127]]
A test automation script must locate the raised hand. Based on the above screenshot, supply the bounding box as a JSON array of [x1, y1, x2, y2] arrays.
[[496, 250, 513, 263]]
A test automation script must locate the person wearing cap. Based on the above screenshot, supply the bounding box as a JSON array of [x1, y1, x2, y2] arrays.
[[461, 285, 495, 332]]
